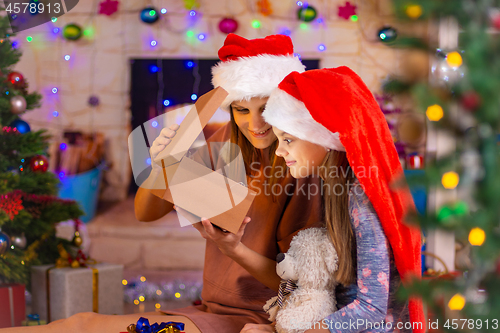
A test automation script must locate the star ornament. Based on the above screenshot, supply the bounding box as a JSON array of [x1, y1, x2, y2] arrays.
[[99, 0, 119, 16], [338, 2, 357, 20]]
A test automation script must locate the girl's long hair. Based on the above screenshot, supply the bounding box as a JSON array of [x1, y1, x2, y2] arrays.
[[320, 150, 356, 286]]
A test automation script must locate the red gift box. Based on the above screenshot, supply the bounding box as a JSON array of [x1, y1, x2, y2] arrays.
[[0, 284, 26, 328]]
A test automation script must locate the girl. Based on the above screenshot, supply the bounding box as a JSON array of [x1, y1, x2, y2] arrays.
[[236, 67, 425, 333]]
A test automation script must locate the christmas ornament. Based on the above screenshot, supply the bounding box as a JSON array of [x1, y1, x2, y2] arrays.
[[397, 113, 426, 147], [461, 91, 481, 111], [218, 18, 238, 34], [378, 26, 397, 43], [63, 24, 83, 41], [492, 14, 500, 30], [469, 227, 485, 246], [88, 95, 100, 107], [431, 55, 465, 85], [0, 229, 10, 255], [0, 191, 24, 221], [7, 71, 24, 88], [98, 0, 119, 16], [11, 232, 27, 249], [10, 95, 27, 114], [9, 119, 30, 133], [30, 155, 49, 172], [448, 294, 466, 310], [337, 2, 357, 20], [257, 0, 272, 16], [140, 7, 159, 24], [73, 231, 83, 247], [298, 5, 317, 22], [406, 153, 424, 169], [442, 171, 459, 189]]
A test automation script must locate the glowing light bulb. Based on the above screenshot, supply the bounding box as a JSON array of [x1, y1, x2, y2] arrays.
[[60, 143, 67, 150], [155, 303, 161, 309], [122, 280, 128, 286], [186, 30, 194, 38], [405, 5, 423, 19], [426, 104, 443, 121], [163, 99, 170, 106], [318, 44, 326, 51], [186, 61, 194, 68], [150, 40, 157, 47], [152, 121, 158, 128], [139, 296, 145, 302], [300, 23, 308, 29], [59, 171, 65, 178], [350, 15, 358, 22], [198, 33, 206, 40], [26, 36, 33, 42], [469, 227, 485, 246], [53, 28, 60, 34], [189, 10, 196, 16], [64, 55, 70, 61], [191, 94, 198, 101], [175, 292, 181, 298], [146, 158, 151, 165], [448, 294, 465, 310], [51, 17, 57, 22], [446, 51, 463, 68], [161, 8, 167, 14], [133, 300, 139, 305], [441, 171, 459, 189], [296, 1, 303, 6], [252, 20, 261, 29], [52, 87, 58, 94], [149, 65, 159, 73], [140, 276, 146, 282]]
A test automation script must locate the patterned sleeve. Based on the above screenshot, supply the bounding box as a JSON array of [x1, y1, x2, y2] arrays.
[[323, 183, 391, 333]]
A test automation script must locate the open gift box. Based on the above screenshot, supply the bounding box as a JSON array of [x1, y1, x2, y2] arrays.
[[129, 87, 256, 234]]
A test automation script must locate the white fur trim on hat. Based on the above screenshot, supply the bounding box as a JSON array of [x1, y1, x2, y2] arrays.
[[212, 54, 305, 110], [263, 88, 345, 151]]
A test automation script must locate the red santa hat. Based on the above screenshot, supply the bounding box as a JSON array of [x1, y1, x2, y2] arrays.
[[263, 66, 425, 333], [212, 34, 305, 110]]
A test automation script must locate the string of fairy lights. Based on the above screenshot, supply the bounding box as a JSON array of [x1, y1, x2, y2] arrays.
[[5, 0, 421, 196]]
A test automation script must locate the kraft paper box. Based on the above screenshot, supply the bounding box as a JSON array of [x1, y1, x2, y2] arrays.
[[0, 284, 25, 328], [31, 263, 124, 322], [145, 87, 257, 234]]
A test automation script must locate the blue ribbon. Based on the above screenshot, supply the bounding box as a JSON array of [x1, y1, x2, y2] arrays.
[[136, 317, 185, 333], [27, 314, 40, 324]]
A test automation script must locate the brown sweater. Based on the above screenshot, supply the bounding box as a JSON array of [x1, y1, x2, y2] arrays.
[[163, 123, 323, 332]]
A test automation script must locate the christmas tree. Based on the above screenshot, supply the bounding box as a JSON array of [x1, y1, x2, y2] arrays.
[[387, 0, 500, 330], [0, 7, 83, 285]]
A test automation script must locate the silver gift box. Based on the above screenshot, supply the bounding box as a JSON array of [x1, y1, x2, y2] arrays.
[[31, 263, 124, 322]]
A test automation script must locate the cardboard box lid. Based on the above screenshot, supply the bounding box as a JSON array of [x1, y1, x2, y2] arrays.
[[153, 87, 228, 168]]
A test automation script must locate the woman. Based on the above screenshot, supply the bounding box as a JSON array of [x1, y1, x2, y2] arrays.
[[137, 34, 324, 333], [1, 34, 322, 333], [234, 67, 425, 333]]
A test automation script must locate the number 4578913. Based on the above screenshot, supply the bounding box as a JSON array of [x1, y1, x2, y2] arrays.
[[5, 2, 61, 14], [444, 319, 498, 330]]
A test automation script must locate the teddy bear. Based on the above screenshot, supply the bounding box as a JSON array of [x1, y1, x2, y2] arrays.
[[263, 227, 338, 333]]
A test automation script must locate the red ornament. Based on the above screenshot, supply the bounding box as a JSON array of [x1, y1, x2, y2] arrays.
[[492, 14, 500, 30], [0, 191, 24, 220], [7, 71, 24, 88], [218, 18, 238, 34], [406, 154, 424, 169], [338, 2, 357, 20], [30, 155, 49, 173], [99, 0, 119, 16], [461, 91, 481, 111]]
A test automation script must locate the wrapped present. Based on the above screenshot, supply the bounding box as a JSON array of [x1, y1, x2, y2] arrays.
[[123, 317, 185, 333], [22, 314, 47, 326], [31, 263, 123, 322], [0, 284, 26, 328]]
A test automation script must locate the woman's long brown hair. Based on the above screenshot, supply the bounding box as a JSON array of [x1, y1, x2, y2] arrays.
[[320, 150, 357, 286], [228, 106, 286, 181]]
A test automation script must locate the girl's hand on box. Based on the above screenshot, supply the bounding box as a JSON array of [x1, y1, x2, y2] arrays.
[[149, 124, 180, 171], [193, 216, 251, 258]]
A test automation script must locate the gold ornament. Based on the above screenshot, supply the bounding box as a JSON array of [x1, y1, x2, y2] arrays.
[[397, 113, 426, 147], [71, 260, 80, 268], [73, 231, 83, 247]]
